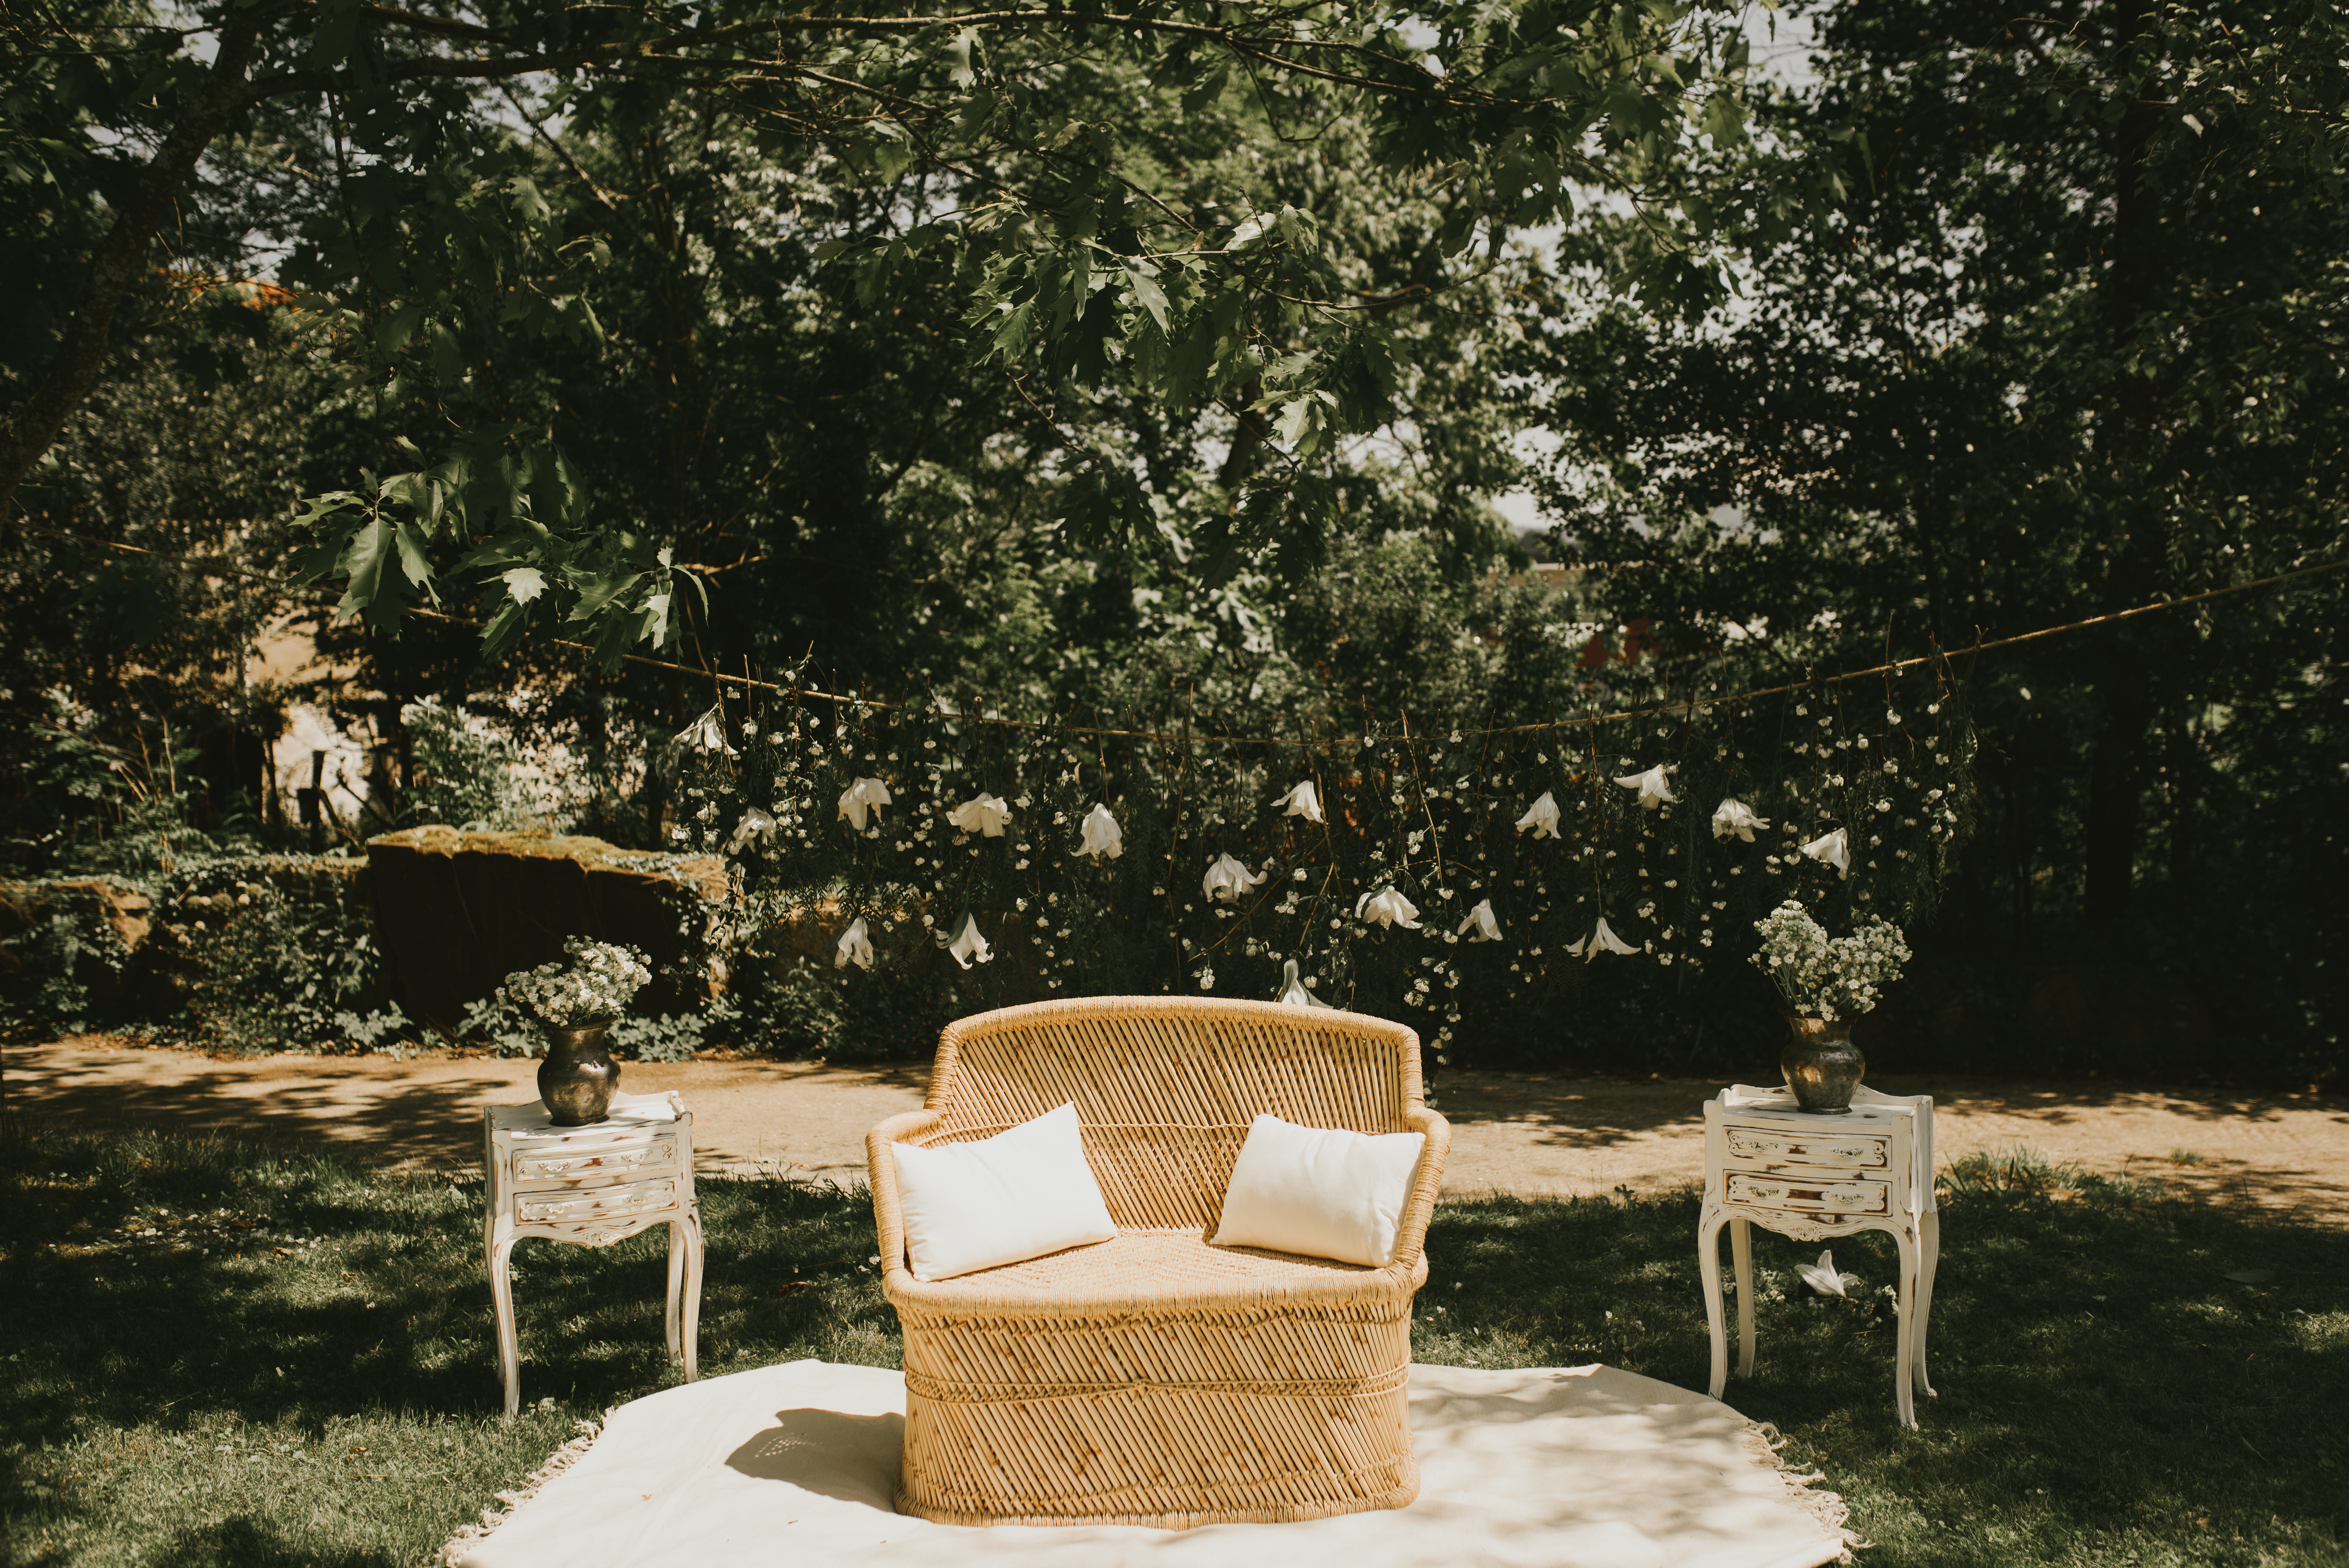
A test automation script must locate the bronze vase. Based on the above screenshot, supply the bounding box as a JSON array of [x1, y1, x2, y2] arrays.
[[1781, 1015, 1865, 1114], [538, 1021, 620, 1126]]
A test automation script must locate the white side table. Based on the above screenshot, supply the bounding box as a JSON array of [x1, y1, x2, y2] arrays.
[[481, 1090, 704, 1418], [1697, 1083, 1939, 1427]]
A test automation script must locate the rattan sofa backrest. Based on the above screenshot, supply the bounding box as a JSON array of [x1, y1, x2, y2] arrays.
[[921, 996, 1425, 1233]]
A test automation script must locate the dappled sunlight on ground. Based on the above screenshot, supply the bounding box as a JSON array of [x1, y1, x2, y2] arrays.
[[9, 1037, 2344, 1222]]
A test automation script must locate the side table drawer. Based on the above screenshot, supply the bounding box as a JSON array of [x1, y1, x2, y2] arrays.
[[1723, 1126, 1890, 1171], [515, 1138, 679, 1184], [517, 1179, 679, 1226], [1726, 1169, 1888, 1215]]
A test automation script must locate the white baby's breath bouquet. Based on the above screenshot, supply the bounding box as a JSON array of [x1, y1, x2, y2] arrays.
[[501, 937, 654, 1027], [1751, 900, 1910, 1021]]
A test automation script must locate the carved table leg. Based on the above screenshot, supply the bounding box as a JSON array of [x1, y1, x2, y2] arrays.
[[1698, 1200, 1729, 1399], [488, 1231, 521, 1420], [1914, 1207, 1940, 1398], [665, 1215, 687, 1364], [679, 1200, 704, 1383], [1730, 1215, 1756, 1379], [1893, 1226, 1920, 1429]]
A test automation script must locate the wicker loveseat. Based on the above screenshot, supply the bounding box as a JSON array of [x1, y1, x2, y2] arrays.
[[865, 996, 1450, 1530]]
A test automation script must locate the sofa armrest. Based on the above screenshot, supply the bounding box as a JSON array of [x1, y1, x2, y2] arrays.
[[1386, 1105, 1451, 1273], [867, 1109, 947, 1280]]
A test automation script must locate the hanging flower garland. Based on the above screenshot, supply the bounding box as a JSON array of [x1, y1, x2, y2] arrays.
[[663, 659, 1977, 1027]]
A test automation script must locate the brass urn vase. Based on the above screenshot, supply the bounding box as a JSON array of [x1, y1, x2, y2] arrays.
[[1781, 1015, 1864, 1114], [538, 1021, 620, 1125]]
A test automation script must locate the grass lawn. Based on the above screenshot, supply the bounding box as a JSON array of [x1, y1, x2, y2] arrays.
[[4, 1116, 2344, 1567]]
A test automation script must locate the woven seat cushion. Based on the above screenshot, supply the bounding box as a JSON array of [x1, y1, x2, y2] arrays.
[[890, 1226, 1388, 1315]]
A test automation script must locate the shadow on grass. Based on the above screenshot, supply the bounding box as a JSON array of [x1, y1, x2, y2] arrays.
[[7, 1117, 2345, 1568], [0, 1114, 895, 1567], [1419, 1160, 2349, 1566], [147, 1516, 396, 1568]]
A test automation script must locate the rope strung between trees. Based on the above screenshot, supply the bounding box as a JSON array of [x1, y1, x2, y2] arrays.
[[18, 522, 2346, 747], [401, 554, 2349, 745]]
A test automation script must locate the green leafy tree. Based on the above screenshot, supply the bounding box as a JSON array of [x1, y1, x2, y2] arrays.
[[1512, 0, 2349, 1073], [2, 0, 1848, 659]]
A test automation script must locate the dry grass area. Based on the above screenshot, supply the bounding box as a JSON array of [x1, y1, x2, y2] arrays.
[[9, 1035, 2346, 1220]]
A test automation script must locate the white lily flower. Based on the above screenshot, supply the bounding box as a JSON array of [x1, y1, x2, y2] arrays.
[[1277, 957, 1331, 1008], [1615, 764, 1676, 809], [1458, 898, 1502, 943], [1075, 802, 1123, 860], [725, 805, 777, 855], [1800, 827, 1852, 880], [834, 916, 875, 971], [945, 912, 993, 969], [676, 710, 738, 757], [1515, 790, 1561, 839], [1711, 798, 1771, 843], [1355, 887, 1423, 930], [1202, 852, 1268, 904], [1796, 1249, 1862, 1299], [837, 776, 892, 831], [1273, 779, 1326, 824], [1579, 917, 1640, 962], [945, 794, 1013, 837]]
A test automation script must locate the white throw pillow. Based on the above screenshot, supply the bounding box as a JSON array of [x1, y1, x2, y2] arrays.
[[889, 1102, 1118, 1282], [1210, 1113, 1428, 1267]]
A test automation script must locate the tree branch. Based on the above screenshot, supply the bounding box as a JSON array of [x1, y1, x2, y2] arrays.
[[0, 0, 287, 521]]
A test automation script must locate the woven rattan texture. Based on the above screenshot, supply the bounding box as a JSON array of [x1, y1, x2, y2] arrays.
[[866, 998, 1449, 1530]]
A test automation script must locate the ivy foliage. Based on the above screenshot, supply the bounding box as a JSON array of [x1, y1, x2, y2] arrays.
[[0, 855, 402, 1051]]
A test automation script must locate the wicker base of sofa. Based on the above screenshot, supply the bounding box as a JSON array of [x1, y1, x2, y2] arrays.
[[896, 1384, 1419, 1529]]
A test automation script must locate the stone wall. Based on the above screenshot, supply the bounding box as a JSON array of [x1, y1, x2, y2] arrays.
[[363, 828, 728, 1030]]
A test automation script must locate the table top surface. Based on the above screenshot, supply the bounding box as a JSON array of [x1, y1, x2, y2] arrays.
[[487, 1091, 685, 1140], [1716, 1084, 1928, 1123]]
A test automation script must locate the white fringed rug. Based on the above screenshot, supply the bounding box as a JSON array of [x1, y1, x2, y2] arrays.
[[449, 1361, 1853, 1568]]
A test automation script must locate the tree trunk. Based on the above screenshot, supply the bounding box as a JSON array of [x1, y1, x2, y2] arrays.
[[2083, 0, 2164, 932], [0, 3, 273, 519], [2083, 695, 2148, 930]]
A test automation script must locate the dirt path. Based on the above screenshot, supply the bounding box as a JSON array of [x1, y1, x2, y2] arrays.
[[7, 1037, 2344, 1221]]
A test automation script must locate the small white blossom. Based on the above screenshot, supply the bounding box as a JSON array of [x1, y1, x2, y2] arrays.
[[1273, 779, 1326, 824], [837, 777, 893, 831], [1458, 898, 1502, 943], [1567, 917, 1640, 961], [1711, 798, 1771, 843], [946, 912, 993, 969], [1277, 958, 1332, 1008], [1615, 764, 1676, 809], [1750, 900, 1909, 1020], [1203, 852, 1268, 903], [946, 794, 1013, 837], [1074, 803, 1124, 860], [725, 805, 777, 855], [675, 709, 737, 757], [1800, 827, 1852, 879], [1355, 887, 1423, 930], [499, 938, 653, 1026], [1797, 1249, 1862, 1298], [834, 916, 875, 971], [1515, 791, 1561, 839]]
